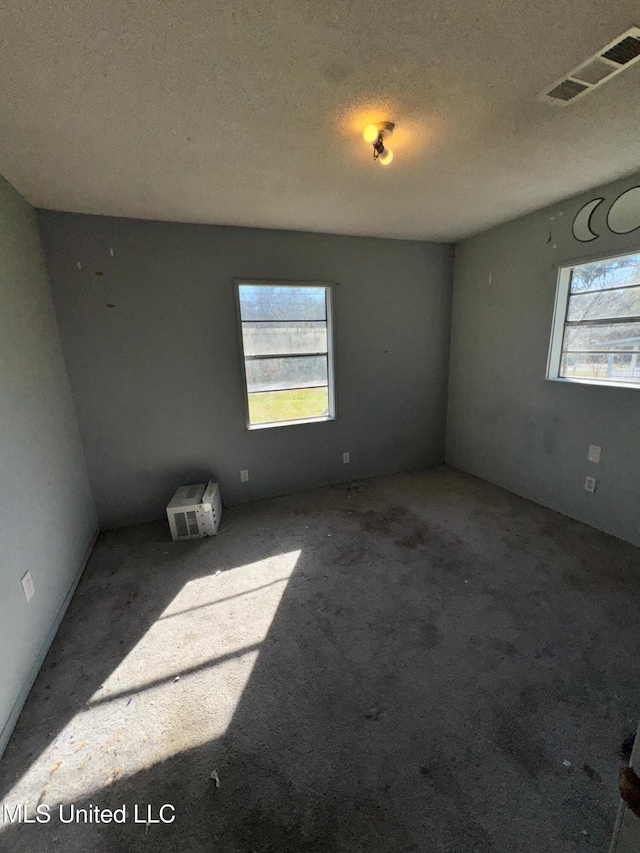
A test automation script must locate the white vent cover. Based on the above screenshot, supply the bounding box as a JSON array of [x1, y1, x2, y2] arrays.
[[540, 27, 640, 105]]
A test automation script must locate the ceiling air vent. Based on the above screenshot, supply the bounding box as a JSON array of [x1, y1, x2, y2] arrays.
[[540, 26, 640, 105]]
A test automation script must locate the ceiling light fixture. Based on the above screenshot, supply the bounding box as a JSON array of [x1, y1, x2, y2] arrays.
[[363, 121, 395, 165]]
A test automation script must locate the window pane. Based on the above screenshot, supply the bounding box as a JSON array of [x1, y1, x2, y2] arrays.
[[248, 386, 329, 424], [245, 355, 327, 393], [560, 351, 640, 384], [239, 285, 326, 321], [562, 321, 640, 352], [567, 285, 640, 321], [242, 321, 327, 356], [570, 252, 640, 293]]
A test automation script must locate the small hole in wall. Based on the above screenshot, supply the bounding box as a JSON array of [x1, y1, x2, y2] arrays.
[[95, 271, 104, 276]]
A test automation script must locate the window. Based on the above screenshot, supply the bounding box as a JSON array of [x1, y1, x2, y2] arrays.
[[547, 250, 640, 388], [236, 281, 336, 428]]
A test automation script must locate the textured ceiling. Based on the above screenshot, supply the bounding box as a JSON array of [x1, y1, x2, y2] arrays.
[[1, 0, 640, 241]]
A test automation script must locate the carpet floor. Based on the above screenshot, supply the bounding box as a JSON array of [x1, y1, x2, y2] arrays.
[[1, 466, 639, 852]]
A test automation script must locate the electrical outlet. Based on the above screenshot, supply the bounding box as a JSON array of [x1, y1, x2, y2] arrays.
[[343, 452, 350, 464], [584, 476, 597, 493], [21, 571, 35, 603], [240, 469, 249, 482], [587, 445, 602, 463]]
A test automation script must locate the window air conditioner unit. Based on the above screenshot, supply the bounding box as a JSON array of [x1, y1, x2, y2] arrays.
[[166, 481, 222, 541]]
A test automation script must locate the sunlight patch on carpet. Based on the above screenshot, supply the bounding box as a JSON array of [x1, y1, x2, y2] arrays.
[[0, 550, 300, 815]]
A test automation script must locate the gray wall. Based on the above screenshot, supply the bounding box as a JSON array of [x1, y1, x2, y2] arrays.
[[38, 212, 454, 528], [0, 179, 97, 756], [447, 173, 640, 546]]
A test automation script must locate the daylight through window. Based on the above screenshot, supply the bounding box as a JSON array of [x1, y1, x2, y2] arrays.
[[236, 282, 336, 427], [548, 251, 640, 388]]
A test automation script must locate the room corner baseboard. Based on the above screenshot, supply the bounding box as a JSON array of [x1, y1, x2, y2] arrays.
[[0, 527, 100, 759]]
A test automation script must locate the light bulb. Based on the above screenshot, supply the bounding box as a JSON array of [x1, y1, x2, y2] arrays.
[[363, 124, 380, 143], [378, 147, 393, 165]]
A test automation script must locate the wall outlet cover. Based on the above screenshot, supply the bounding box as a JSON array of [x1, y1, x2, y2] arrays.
[[343, 452, 350, 464], [240, 469, 249, 482], [587, 445, 602, 463], [584, 476, 597, 493], [21, 570, 35, 603]]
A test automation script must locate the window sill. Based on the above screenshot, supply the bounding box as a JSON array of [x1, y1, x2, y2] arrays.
[[247, 415, 337, 430], [546, 376, 640, 390]]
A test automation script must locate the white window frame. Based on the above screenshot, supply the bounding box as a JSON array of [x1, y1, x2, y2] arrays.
[[547, 248, 640, 390], [234, 279, 338, 429]]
